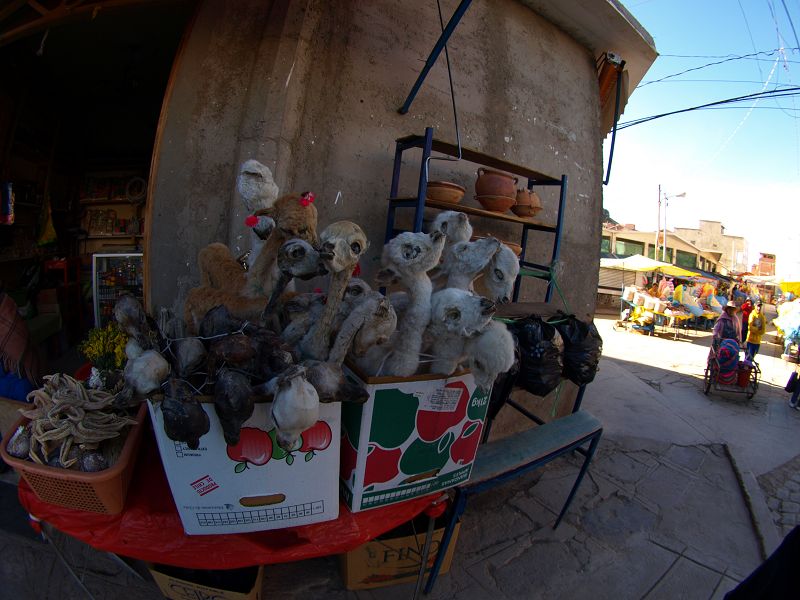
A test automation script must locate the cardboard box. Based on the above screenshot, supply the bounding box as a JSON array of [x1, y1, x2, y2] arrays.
[[149, 401, 340, 535], [340, 367, 490, 512], [149, 563, 263, 600], [339, 518, 461, 590]]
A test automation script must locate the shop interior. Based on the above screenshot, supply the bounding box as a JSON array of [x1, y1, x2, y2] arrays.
[[0, 2, 193, 371]]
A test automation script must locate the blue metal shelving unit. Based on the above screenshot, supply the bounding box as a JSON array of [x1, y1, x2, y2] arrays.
[[384, 127, 568, 302]]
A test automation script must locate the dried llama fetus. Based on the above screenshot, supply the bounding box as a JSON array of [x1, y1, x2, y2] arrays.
[[465, 320, 515, 391], [381, 230, 446, 377], [300, 221, 369, 361], [427, 288, 496, 376], [474, 243, 520, 304], [270, 365, 320, 451], [437, 236, 501, 290]]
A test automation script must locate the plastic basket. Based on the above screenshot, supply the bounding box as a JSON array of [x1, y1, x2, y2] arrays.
[[0, 402, 147, 514]]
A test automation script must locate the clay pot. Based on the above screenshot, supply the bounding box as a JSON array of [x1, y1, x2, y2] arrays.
[[475, 168, 517, 199], [426, 181, 465, 204], [511, 188, 543, 218], [476, 194, 516, 213]]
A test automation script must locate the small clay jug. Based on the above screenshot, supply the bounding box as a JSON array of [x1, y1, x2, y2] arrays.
[[475, 168, 517, 198], [515, 188, 533, 207]]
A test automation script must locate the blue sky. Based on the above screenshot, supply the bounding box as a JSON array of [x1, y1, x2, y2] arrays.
[[604, 0, 800, 274]]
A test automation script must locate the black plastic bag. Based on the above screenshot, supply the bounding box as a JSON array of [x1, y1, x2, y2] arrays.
[[507, 316, 563, 397], [552, 312, 603, 385]]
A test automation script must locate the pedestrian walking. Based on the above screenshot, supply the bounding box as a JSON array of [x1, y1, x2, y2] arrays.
[[712, 301, 741, 349], [741, 298, 753, 343], [745, 301, 767, 361], [787, 365, 800, 409]]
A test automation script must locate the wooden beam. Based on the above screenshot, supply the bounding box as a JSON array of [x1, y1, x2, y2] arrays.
[[0, 0, 178, 47], [0, 0, 28, 25], [26, 1, 51, 17]]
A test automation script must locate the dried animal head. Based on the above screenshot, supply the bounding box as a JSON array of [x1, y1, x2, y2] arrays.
[[442, 237, 501, 287], [431, 288, 495, 338], [319, 221, 369, 273], [482, 244, 520, 304], [382, 231, 445, 276], [277, 239, 328, 280], [431, 211, 473, 244], [352, 297, 397, 356], [465, 320, 515, 391], [237, 159, 280, 213], [270, 365, 320, 450]]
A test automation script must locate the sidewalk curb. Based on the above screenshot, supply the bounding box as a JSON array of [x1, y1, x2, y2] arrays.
[[724, 444, 783, 560]]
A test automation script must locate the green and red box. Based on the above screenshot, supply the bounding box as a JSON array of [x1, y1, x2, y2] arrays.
[[340, 366, 490, 512]]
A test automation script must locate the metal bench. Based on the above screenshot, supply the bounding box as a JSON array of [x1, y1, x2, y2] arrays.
[[423, 409, 603, 593]]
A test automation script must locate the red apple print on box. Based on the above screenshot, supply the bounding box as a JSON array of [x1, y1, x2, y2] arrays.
[[227, 427, 272, 473], [364, 444, 402, 486], [299, 421, 332, 462], [416, 381, 469, 442], [450, 420, 483, 465]]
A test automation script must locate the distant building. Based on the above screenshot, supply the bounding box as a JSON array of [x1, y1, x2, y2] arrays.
[[673, 220, 748, 273], [755, 253, 776, 276], [601, 225, 722, 272]]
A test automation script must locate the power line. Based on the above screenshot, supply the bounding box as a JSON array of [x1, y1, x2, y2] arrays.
[[738, 0, 765, 80], [617, 86, 800, 129], [781, 0, 800, 49], [639, 47, 800, 86]]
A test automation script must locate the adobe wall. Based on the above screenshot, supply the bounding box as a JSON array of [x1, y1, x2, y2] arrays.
[[146, 0, 603, 427]]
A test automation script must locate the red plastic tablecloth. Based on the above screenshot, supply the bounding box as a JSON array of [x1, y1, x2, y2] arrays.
[[17, 429, 438, 569]]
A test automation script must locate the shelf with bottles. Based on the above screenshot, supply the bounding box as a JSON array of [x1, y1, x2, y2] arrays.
[[92, 253, 144, 328]]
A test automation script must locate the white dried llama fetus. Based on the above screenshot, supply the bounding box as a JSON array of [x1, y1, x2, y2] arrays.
[[465, 320, 515, 391], [381, 231, 446, 377], [270, 365, 320, 451], [427, 288, 496, 376], [437, 236, 501, 290], [474, 243, 520, 304]]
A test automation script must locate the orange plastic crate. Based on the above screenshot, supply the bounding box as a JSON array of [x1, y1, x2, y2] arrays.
[[0, 403, 147, 514]]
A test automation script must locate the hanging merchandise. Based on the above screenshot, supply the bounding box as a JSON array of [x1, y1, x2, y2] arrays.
[[0, 182, 14, 225], [36, 197, 57, 246], [552, 312, 603, 386], [507, 316, 563, 397]]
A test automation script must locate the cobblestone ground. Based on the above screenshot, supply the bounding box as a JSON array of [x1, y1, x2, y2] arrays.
[[758, 455, 800, 538]]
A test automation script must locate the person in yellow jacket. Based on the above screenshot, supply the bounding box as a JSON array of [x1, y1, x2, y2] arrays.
[[745, 301, 768, 360]]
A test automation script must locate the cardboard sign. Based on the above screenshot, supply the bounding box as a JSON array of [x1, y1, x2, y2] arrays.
[[148, 564, 263, 600], [150, 401, 340, 535], [340, 368, 490, 512], [339, 521, 461, 590]]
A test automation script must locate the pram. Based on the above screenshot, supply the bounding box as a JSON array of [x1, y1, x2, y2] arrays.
[[704, 338, 760, 399]]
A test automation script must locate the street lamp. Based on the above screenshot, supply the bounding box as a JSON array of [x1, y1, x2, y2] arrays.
[[658, 187, 686, 262]]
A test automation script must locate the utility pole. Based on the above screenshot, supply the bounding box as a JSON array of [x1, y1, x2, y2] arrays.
[[655, 184, 661, 259]]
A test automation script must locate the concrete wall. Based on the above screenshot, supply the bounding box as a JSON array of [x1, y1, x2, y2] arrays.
[[147, 0, 603, 321]]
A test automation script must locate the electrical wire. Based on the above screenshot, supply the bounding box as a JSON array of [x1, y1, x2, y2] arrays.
[[639, 47, 800, 87], [781, 0, 800, 50], [738, 0, 765, 80], [617, 86, 800, 129]]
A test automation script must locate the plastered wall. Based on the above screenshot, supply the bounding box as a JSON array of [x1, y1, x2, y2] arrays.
[[148, 0, 603, 322]]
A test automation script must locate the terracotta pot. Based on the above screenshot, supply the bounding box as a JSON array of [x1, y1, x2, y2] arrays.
[[475, 168, 517, 198], [515, 189, 533, 207], [426, 181, 465, 204], [476, 194, 516, 213]]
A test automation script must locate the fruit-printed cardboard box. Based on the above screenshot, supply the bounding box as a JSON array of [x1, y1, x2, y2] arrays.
[[149, 400, 340, 535], [340, 366, 490, 512]]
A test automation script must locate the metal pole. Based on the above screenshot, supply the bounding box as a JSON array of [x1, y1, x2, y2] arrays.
[[398, 0, 473, 114], [662, 192, 668, 263], [655, 184, 661, 259]]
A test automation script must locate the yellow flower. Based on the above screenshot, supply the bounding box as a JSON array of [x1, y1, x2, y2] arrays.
[[80, 323, 129, 371]]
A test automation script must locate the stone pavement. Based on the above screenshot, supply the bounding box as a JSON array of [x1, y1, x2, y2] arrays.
[[0, 313, 797, 599]]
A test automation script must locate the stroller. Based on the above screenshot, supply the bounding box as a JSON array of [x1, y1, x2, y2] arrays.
[[704, 338, 759, 399]]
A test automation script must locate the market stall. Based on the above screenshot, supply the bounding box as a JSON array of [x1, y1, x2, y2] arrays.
[[600, 255, 709, 339]]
